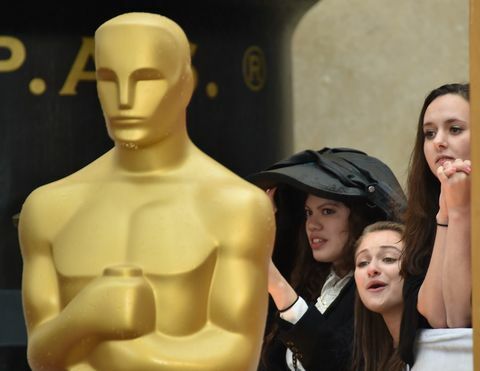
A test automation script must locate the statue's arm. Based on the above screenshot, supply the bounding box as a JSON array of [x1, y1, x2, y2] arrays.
[[209, 190, 276, 341], [19, 191, 88, 370], [19, 192, 156, 370], [87, 188, 276, 370]]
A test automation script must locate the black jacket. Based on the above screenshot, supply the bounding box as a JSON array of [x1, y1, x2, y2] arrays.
[[259, 277, 355, 371]]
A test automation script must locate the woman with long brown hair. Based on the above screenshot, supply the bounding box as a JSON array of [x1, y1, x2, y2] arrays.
[[248, 147, 406, 371], [399, 83, 472, 368], [352, 221, 406, 371]]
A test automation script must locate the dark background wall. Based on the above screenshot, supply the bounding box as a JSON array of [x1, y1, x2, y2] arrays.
[[0, 0, 318, 369]]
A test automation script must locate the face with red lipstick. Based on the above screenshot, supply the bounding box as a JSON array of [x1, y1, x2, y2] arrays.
[[422, 93, 470, 176], [354, 229, 404, 316], [304, 194, 350, 264]]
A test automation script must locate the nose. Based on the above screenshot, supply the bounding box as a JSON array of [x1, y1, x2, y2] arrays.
[[117, 76, 134, 109], [433, 130, 448, 151], [367, 262, 380, 277], [306, 216, 322, 232]]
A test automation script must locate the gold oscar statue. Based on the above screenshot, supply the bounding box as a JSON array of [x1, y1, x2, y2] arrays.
[[18, 12, 275, 371]]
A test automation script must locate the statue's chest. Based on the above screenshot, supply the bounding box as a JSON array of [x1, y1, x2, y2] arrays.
[[52, 190, 217, 277]]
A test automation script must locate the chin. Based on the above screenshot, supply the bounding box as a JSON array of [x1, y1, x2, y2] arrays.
[[112, 128, 145, 141], [360, 295, 385, 311], [311, 251, 327, 262], [364, 303, 384, 314]]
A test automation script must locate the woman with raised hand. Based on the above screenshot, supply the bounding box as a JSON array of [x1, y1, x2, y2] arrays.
[[248, 147, 406, 371], [399, 83, 472, 368]]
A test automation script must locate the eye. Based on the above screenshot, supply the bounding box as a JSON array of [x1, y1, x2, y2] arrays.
[[96, 68, 117, 81], [131, 68, 163, 81], [383, 257, 398, 264], [450, 125, 464, 135], [423, 129, 436, 140], [321, 208, 335, 215], [356, 260, 369, 268], [304, 208, 312, 218]]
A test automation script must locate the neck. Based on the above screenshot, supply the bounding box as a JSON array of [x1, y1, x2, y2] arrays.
[[332, 262, 350, 278], [382, 305, 403, 348], [113, 116, 192, 173]]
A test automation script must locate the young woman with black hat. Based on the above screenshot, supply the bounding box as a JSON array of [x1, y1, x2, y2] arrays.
[[399, 83, 472, 369], [248, 148, 406, 371]]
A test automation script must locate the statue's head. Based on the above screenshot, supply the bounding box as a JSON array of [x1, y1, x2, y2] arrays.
[[95, 13, 194, 147]]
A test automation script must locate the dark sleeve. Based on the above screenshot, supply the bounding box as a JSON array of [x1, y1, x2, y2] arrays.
[[258, 331, 289, 371], [275, 281, 355, 371], [398, 273, 431, 367]]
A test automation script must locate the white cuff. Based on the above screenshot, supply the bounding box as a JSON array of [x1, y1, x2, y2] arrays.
[[279, 296, 308, 324]]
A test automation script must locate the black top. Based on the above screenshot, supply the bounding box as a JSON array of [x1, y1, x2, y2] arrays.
[[398, 273, 431, 367], [258, 277, 355, 371]]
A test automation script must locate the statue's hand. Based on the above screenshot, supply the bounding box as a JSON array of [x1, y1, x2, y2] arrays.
[[71, 264, 156, 340]]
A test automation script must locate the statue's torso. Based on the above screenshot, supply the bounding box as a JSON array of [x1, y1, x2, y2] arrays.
[[52, 181, 219, 335]]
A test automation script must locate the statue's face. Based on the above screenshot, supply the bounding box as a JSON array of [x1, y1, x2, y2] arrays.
[[95, 25, 192, 147]]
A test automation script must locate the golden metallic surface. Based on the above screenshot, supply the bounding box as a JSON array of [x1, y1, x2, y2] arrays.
[[470, 1, 480, 369], [206, 82, 218, 98], [29, 78, 46, 95], [19, 12, 275, 371], [0, 36, 26, 72]]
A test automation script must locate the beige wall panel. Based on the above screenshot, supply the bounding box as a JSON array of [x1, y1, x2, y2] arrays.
[[292, 0, 468, 188]]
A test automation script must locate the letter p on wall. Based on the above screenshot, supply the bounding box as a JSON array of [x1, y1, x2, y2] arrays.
[[0, 36, 26, 72]]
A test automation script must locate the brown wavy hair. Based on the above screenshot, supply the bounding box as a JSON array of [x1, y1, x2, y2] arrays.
[[401, 83, 469, 276], [351, 221, 406, 371]]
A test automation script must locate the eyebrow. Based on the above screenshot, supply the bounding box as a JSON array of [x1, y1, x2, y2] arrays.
[[305, 201, 341, 209], [355, 245, 402, 259], [423, 118, 466, 127]]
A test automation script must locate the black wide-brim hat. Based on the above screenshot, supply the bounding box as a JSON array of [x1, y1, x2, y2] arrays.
[[248, 147, 406, 221]]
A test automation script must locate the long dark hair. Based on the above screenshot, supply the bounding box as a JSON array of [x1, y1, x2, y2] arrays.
[[261, 186, 384, 367], [401, 83, 469, 276], [352, 221, 406, 371]]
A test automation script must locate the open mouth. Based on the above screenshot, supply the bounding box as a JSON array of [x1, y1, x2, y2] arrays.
[[367, 281, 387, 291], [310, 237, 326, 249]]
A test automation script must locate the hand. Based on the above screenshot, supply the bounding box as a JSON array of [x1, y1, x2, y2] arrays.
[[266, 187, 278, 213], [440, 159, 471, 177], [69, 265, 156, 340], [437, 159, 471, 214]]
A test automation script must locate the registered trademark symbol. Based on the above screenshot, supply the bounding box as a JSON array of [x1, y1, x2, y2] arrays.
[[242, 46, 266, 92]]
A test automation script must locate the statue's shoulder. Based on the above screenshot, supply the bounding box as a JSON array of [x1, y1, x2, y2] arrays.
[[18, 181, 69, 241], [23, 178, 70, 208], [20, 179, 79, 229], [196, 173, 272, 227], [195, 165, 275, 255], [193, 151, 268, 204], [21, 150, 113, 216]]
